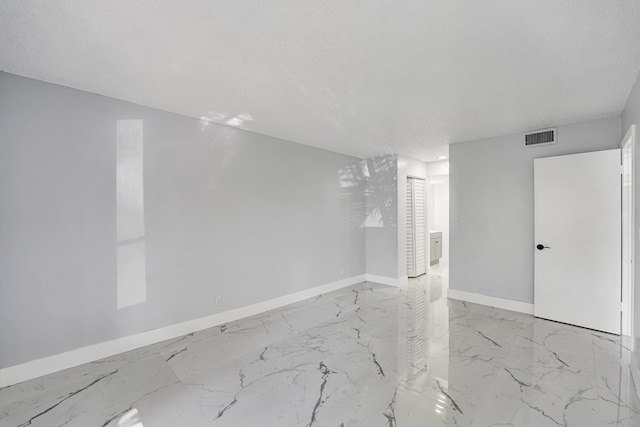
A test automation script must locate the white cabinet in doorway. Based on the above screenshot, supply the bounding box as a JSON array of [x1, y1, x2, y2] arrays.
[[430, 231, 442, 265]]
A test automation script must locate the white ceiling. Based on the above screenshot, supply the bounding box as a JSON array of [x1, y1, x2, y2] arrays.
[[2, 1, 640, 161]]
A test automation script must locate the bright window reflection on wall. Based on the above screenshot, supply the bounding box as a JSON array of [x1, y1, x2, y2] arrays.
[[117, 120, 147, 309]]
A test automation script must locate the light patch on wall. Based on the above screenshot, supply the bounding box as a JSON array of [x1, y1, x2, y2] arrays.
[[117, 119, 147, 309], [337, 158, 367, 189], [364, 209, 384, 228], [200, 111, 254, 131], [226, 117, 243, 126], [200, 112, 225, 131], [226, 113, 254, 127]]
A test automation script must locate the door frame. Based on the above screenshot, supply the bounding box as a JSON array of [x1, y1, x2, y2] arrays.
[[622, 125, 637, 345]]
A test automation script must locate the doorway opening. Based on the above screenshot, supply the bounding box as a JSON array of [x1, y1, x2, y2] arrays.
[[428, 174, 449, 296]]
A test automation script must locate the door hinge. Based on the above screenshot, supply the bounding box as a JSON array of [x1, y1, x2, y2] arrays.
[[621, 164, 624, 174]]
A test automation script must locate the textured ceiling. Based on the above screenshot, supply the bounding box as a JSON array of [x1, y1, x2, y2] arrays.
[[2, 1, 640, 161]]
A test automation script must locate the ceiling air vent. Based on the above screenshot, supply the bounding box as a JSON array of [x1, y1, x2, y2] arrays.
[[524, 128, 557, 147]]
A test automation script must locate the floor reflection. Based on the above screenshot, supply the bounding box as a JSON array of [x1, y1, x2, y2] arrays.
[[2, 262, 639, 426]]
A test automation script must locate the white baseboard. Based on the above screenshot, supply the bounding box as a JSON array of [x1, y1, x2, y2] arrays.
[[364, 274, 406, 287], [0, 274, 366, 388], [447, 289, 534, 315]]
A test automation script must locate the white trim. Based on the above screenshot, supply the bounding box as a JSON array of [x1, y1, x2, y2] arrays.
[[0, 274, 366, 388], [447, 289, 534, 315], [621, 124, 636, 346], [364, 274, 406, 287]]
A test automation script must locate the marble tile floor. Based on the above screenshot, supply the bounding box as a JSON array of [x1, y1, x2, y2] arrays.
[[1, 272, 639, 426]]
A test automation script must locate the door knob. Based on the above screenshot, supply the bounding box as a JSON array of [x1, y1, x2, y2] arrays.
[[536, 244, 550, 250]]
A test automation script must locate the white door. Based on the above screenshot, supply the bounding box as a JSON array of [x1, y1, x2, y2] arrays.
[[534, 149, 621, 334], [406, 177, 426, 277]]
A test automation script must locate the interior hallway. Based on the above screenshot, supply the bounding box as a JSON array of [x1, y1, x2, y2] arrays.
[[2, 262, 637, 426]]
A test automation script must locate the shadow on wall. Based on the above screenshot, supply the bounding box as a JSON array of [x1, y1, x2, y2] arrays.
[[339, 155, 397, 230]]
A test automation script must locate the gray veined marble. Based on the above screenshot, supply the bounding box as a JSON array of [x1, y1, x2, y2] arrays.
[[2, 269, 639, 427]]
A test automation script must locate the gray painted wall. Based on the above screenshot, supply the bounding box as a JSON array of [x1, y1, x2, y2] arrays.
[[364, 156, 398, 278], [450, 116, 621, 303], [623, 72, 640, 137], [0, 72, 366, 367], [622, 71, 640, 366]]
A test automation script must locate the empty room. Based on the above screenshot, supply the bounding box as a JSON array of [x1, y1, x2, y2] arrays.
[[2, 1, 640, 426]]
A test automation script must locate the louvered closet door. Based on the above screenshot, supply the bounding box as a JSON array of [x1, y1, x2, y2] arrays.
[[413, 179, 426, 275], [407, 178, 426, 278], [406, 179, 415, 277]]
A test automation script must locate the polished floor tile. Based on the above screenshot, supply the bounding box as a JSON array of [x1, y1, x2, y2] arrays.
[[2, 265, 639, 426]]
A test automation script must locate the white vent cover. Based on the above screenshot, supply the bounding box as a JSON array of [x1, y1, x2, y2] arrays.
[[524, 128, 557, 147]]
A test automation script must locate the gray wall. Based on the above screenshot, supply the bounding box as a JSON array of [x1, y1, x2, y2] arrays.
[[450, 116, 621, 303], [0, 72, 366, 367], [623, 72, 640, 136], [622, 71, 640, 366], [364, 156, 398, 278]]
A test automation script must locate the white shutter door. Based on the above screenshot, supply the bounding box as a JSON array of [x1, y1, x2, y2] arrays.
[[414, 179, 426, 276], [407, 177, 426, 278], [406, 179, 416, 277]]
